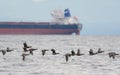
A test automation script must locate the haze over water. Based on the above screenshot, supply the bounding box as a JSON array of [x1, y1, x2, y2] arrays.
[[0, 35, 120, 75]]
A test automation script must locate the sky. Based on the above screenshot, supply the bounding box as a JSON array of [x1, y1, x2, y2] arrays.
[[0, 0, 120, 35]]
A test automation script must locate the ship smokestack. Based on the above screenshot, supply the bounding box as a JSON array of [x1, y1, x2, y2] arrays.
[[64, 8, 71, 18]]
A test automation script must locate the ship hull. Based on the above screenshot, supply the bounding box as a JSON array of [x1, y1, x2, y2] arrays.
[[0, 23, 81, 35]]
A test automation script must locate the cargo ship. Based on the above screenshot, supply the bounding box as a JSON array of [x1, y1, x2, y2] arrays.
[[0, 8, 82, 35]]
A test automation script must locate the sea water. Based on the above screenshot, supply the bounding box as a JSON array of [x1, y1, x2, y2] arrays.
[[0, 35, 120, 75]]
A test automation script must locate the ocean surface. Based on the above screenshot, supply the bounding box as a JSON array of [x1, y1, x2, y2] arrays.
[[0, 35, 120, 75]]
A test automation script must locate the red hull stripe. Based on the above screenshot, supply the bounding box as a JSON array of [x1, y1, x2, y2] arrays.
[[0, 28, 79, 34]]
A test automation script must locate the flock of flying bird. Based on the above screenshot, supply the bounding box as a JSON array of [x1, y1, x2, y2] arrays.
[[0, 42, 119, 62]]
